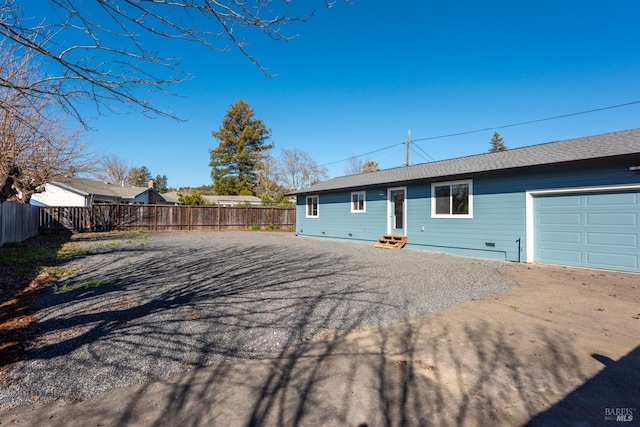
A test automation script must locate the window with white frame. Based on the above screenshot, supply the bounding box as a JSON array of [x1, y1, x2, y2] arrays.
[[306, 195, 319, 218], [431, 180, 473, 218], [351, 191, 366, 213]]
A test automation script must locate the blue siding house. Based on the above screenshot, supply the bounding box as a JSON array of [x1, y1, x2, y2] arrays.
[[290, 129, 640, 273]]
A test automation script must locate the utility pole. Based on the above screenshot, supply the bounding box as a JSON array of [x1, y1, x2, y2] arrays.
[[404, 129, 411, 167]]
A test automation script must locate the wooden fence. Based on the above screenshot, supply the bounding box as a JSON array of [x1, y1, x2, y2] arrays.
[[1, 201, 40, 246], [39, 205, 296, 233]]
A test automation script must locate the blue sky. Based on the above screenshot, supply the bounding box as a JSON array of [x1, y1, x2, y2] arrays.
[[78, 1, 639, 188]]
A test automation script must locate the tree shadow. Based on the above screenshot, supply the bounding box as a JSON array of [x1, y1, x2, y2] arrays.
[[0, 232, 72, 368], [90, 306, 601, 426], [2, 234, 394, 407], [527, 346, 640, 426], [3, 233, 631, 426]]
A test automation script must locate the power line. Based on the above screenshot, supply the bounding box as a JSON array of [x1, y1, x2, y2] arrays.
[[318, 99, 640, 168], [409, 145, 430, 163], [411, 142, 436, 162], [318, 142, 404, 167], [372, 143, 406, 163], [411, 100, 640, 143]]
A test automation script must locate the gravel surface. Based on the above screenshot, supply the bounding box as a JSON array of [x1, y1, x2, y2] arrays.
[[0, 231, 514, 410]]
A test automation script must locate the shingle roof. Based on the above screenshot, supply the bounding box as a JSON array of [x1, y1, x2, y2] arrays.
[[291, 128, 640, 195], [160, 191, 181, 204], [52, 177, 164, 200], [161, 192, 262, 205], [202, 195, 262, 204]]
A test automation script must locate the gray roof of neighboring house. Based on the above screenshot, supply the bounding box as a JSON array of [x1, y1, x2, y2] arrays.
[[161, 192, 262, 205], [160, 191, 182, 204], [52, 177, 165, 201], [202, 195, 262, 204], [291, 128, 640, 195]]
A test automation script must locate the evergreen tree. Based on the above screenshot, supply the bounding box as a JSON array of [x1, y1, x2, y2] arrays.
[[154, 174, 168, 192], [209, 100, 273, 195], [489, 132, 507, 152]]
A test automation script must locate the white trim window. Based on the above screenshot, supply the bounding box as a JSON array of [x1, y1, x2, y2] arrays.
[[431, 180, 473, 218], [306, 195, 319, 218], [351, 191, 366, 213]]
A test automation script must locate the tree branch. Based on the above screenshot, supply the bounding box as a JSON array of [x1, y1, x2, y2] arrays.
[[1, 0, 342, 125]]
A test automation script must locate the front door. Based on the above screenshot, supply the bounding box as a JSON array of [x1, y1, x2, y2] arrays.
[[388, 187, 406, 235]]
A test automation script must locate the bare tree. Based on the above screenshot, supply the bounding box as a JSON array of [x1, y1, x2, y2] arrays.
[[98, 154, 130, 186], [0, 109, 91, 203], [0, 39, 93, 202], [127, 165, 153, 187], [276, 148, 328, 191], [255, 155, 287, 203], [0, 0, 341, 125], [345, 154, 363, 175], [345, 155, 379, 174]]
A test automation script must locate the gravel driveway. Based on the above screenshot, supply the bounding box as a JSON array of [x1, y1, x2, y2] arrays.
[[0, 231, 514, 410]]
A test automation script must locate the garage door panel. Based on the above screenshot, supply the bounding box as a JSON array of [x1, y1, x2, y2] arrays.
[[586, 252, 638, 270], [540, 231, 581, 244], [586, 232, 637, 248], [539, 213, 582, 226], [586, 213, 637, 226], [534, 190, 640, 272], [538, 196, 582, 208], [586, 192, 637, 206], [538, 248, 582, 263]]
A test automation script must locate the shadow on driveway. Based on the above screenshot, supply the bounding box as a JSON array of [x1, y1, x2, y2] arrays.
[[2, 301, 615, 426], [527, 346, 640, 426], [2, 232, 637, 425]]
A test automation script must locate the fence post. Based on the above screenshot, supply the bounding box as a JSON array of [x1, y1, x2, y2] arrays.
[[217, 205, 221, 230]]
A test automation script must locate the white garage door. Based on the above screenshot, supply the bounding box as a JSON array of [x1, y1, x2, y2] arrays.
[[534, 190, 640, 272]]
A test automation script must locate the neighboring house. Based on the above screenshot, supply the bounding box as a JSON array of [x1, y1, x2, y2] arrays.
[[159, 191, 183, 205], [162, 191, 262, 207], [290, 129, 640, 273], [202, 194, 262, 206], [31, 177, 167, 207]]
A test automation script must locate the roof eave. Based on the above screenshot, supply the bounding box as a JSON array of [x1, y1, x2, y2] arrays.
[[50, 181, 90, 197]]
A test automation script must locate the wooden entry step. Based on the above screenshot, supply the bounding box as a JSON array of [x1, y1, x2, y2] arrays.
[[374, 234, 407, 249]]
